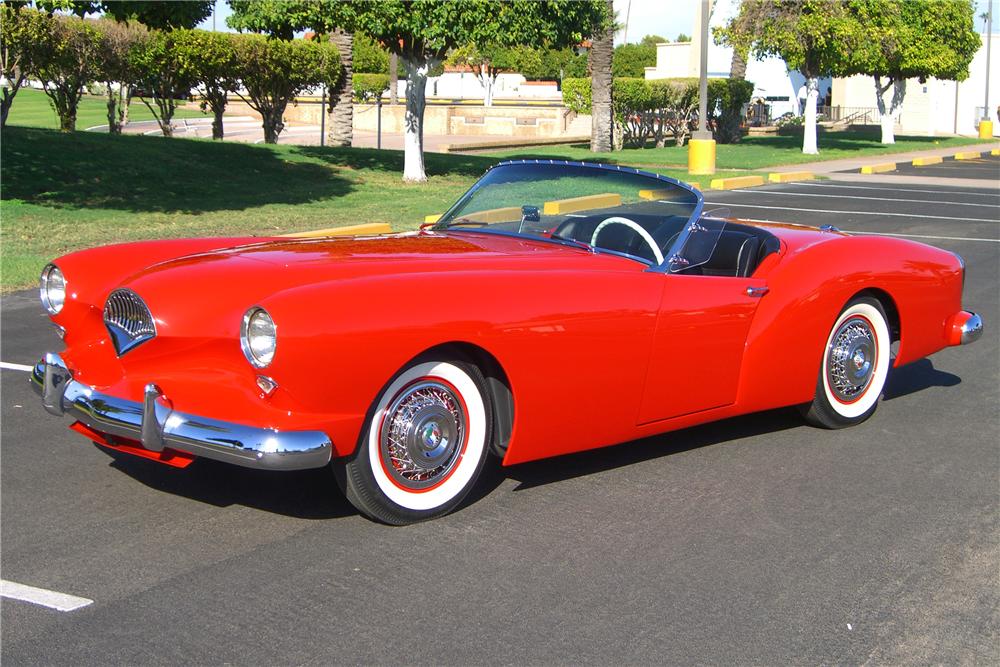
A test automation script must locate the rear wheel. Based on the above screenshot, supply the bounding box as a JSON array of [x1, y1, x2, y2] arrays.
[[802, 297, 891, 429], [334, 358, 492, 525]]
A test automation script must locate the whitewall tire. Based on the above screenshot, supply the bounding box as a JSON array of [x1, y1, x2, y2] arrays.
[[802, 297, 891, 429], [335, 358, 493, 525]]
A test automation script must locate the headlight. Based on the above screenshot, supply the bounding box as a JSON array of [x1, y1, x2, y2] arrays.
[[40, 264, 66, 315], [241, 307, 276, 368]]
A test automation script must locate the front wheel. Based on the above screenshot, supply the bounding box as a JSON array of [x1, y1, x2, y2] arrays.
[[334, 358, 493, 525], [801, 297, 891, 429]]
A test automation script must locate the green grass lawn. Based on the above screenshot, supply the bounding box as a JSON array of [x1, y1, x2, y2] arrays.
[[1, 126, 490, 290], [481, 129, 986, 169], [6, 88, 209, 131]]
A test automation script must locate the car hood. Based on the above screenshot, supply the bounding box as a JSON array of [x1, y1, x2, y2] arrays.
[[121, 231, 633, 327]]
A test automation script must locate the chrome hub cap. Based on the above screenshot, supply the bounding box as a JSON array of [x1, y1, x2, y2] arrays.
[[827, 317, 877, 402], [380, 381, 466, 490]]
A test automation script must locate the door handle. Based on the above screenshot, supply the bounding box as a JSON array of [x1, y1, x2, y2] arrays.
[[746, 286, 769, 298]]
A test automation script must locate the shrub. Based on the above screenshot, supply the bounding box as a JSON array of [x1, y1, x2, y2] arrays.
[[353, 72, 389, 102]]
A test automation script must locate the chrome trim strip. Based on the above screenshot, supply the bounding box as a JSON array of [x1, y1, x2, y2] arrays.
[[30, 356, 332, 471], [960, 312, 983, 345]]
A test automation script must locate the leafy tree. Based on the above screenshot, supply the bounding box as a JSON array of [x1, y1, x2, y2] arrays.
[[845, 0, 979, 144], [675, 33, 691, 42], [354, 32, 389, 73], [639, 34, 666, 47], [172, 29, 239, 140], [232, 33, 341, 144], [0, 4, 48, 127], [232, 0, 607, 182], [448, 43, 534, 106], [93, 17, 146, 133], [612, 42, 656, 77], [590, 0, 614, 152], [718, 0, 860, 154], [34, 1, 101, 17], [31, 11, 102, 131], [128, 29, 198, 136], [519, 46, 586, 82], [103, 1, 213, 30]]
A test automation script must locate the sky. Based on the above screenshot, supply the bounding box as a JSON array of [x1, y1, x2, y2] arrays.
[[199, 0, 1000, 40]]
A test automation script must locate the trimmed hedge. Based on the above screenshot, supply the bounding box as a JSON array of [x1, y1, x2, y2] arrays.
[[353, 72, 389, 102], [562, 76, 754, 147]]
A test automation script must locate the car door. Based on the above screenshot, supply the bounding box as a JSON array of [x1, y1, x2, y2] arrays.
[[637, 273, 767, 424]]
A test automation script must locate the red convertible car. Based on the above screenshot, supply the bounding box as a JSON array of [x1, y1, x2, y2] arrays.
[[32, 161, 982, 524]]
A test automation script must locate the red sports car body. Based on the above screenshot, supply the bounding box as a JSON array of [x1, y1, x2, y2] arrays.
[[32, 161, 982, 523]]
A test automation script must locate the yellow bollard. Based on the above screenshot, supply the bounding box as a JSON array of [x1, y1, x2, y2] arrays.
[[688, 138, 717, 175], [979, 120, 994, 139]]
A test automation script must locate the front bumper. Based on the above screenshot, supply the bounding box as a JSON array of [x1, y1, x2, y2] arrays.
[[31, 353, 332, 471], [947, 311, 984, 346]]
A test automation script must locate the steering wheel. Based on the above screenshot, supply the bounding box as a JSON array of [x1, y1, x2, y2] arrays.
[[590, 216, 665, 264]]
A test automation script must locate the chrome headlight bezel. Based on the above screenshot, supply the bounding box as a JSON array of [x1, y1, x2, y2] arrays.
[[40, 264, 66, 315], [240, 307, 277, 368]]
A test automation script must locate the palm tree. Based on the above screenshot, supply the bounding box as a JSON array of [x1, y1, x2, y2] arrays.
[[589, 0, 614, 152], [326, 29, 353, 147]]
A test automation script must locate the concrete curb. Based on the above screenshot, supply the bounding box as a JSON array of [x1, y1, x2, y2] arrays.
[[282, 223, 392, 238], [954, 150, 983, 160], [709, 175, 766, 190], [442, 135, 590, 153], [767, 171, 814, 183], [912, 156, 943, 166], [861, 162, 897, 174]]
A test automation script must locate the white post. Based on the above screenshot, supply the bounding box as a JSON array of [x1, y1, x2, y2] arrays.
[[403, 58, 430, 183], [802, 76, 819, 154]]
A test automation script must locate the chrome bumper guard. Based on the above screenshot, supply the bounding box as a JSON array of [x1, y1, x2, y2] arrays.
[[960, 312, 983, 345], [30, 353, 332, 471]]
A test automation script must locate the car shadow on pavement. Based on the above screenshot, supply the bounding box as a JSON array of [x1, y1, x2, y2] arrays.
[[471, 407, 805, 498], [97, 447, 356, 519], [883, 358, 960, 400]]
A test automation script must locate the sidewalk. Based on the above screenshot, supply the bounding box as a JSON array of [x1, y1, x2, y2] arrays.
[[769, 141, 1000, 189]]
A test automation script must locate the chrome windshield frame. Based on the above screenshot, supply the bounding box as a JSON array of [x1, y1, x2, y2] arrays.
[[431, 160, 705, 272]]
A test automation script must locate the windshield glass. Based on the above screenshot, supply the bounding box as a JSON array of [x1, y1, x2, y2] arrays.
[[433, 161, 702, 266]]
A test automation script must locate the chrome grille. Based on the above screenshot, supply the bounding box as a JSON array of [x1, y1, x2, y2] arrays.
[[103, 288, 156, 355]]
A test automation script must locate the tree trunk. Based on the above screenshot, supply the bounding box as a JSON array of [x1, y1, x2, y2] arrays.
[[59, 110, 76, 132], [120, 84, 131, 126], [1, 73, 24, 127], [213, 106, 225, 140], [105, 83, 121, 134], [389, 52, 398, 105], [589, 0, 614, 152], [802, 75, 819, 154], [262, 107, 285, 144], [729, 46, 747, 80], [479, 68, 495, 107], [874, 76, 905, 145], [402, 57, 430, 182], [327, 29, 354, 147]]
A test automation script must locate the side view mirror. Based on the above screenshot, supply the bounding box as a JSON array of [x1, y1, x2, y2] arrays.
[[521, 205, 540, 223]]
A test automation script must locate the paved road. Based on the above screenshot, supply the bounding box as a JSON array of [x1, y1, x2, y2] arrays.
[[2, 171, 997, 664]]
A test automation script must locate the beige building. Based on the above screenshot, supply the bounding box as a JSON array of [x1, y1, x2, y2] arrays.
[[832, 34, 999, 137]]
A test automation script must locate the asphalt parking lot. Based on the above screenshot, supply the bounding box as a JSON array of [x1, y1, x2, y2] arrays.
[[887, 153, 1000, 180], [2, 166, 998, 664]]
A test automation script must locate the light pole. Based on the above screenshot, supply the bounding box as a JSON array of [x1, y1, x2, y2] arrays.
[[980, 0, 994, 138], [688, 0, 716, 175]]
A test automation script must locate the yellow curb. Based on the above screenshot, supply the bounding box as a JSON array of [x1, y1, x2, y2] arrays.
[[767, 171, 814, 183], [282, 222, 392, 238], [911, 156, 943, 166], [709, 175, 765, 190], [684, 181, 701, 191], [639, 188, 677, 200], [543, 193, 622, 215], [991, 149, 1000, 156], [953, 151, 982, 160], [861, 162, 896, 174], [423, 214, 442, 224]]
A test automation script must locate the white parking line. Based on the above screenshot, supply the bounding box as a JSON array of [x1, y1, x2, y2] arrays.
[[790, 182, 1000, 198], [730, 189, 1000, 208], [0, 361, 33, 372], [1, 580, 93, 612], [703, 201, 995, 223]]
